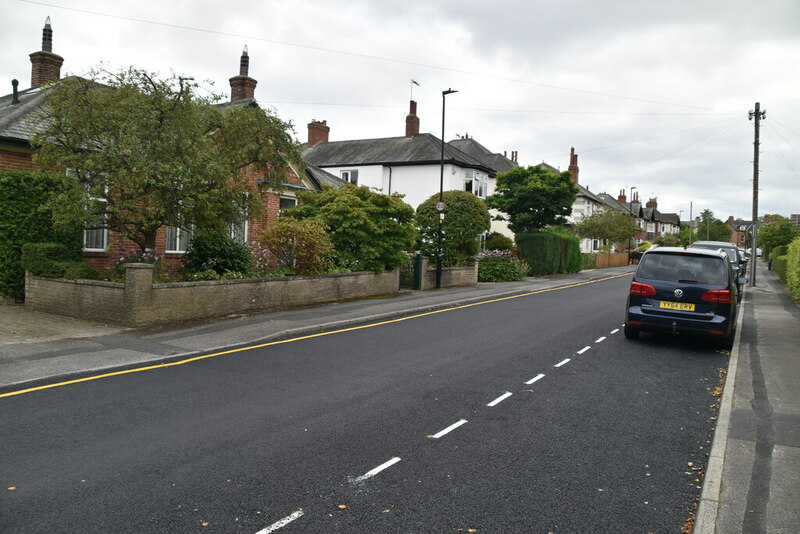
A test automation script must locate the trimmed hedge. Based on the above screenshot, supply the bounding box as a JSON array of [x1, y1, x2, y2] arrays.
[[773, 255, 788, 283], [516, 230, 581, 276], [786, 237, 800, 301], [477, 251, 528, 282], [20, 242, 91, 279], [0, 171, 83, 298]]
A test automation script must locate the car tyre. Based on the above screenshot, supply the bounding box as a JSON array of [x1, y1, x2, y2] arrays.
[[624, 324, 639, 340]]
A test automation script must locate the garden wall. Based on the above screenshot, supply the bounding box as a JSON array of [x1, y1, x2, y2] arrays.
[[420, 259, 478, 290], [26, 263, 400, 327]]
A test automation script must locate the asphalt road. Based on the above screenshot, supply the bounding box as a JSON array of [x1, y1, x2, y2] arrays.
[[0, 273, 728, 533]]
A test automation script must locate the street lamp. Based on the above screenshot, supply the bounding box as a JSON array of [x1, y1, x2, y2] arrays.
[[436, 88, 458, 289]]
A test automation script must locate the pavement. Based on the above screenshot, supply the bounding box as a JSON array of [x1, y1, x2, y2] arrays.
[[1, 261, 798, 533]]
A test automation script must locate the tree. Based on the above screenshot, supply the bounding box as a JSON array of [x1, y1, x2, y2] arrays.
[[759, 215, 799, 258], [695, 210, 731, 242], [286, 184, 417, 271], [572, 209, 638, 250], [415, 190, 491, 266], [485, 165, 578, 234], [31, 68, 300, 252]]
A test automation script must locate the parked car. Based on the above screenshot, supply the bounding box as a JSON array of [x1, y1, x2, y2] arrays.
[[690, 240, 747, 298], [624, 246, 746, 348]]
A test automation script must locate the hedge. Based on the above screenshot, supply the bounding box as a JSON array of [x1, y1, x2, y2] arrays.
[[20, 242, 88, 279], [0, 171, 83, 298], [516, 230, 581, 276], [786, 237, 800, 301]]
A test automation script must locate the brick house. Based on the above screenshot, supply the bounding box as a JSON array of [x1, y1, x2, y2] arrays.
[[725, 216, 752, 250], [0, 19, 341, 272]]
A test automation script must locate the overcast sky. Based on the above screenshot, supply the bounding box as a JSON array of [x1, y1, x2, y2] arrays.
[[3, 0, 798, 221]]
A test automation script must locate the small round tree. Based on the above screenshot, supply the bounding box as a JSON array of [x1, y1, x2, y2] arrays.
[[416, 190, 491, 266]]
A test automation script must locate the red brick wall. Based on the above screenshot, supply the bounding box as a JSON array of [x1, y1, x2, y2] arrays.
[[0, 149, 37, 171]]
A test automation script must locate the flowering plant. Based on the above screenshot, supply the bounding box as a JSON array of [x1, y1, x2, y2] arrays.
[[111, 247, 163, 276]]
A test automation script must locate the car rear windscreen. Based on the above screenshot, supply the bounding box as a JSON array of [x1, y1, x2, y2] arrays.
[[637, 253, 727, 285]]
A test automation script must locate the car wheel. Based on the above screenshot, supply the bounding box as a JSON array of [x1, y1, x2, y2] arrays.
[[624, 324, 639, 340]]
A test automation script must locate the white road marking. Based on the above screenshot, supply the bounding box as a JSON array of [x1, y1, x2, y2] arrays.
[[487, 391, 513, 407], [577, 346, 591, 354], [351, 457, 402, 483], [255, 510, 305, 533], [429, 419, 468, 439], [555, 358, 571, 367], [595, 336, 606, 343], [610, 328, 620, 334], [525, 373, 545, 385]]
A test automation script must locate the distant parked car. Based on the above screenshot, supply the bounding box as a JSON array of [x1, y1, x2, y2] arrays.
[[624, 246, 746, 349], [690, 241, 747, 297]]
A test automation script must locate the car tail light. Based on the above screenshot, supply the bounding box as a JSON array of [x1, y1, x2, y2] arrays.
[[630, 281, 656, 295], [702, 290, 732, 303]]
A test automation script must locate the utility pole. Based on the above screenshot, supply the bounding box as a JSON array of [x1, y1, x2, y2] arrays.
[[748, 102, 766, 287]]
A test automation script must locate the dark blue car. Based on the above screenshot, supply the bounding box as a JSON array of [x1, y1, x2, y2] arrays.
[[624, 246, 745, 348]]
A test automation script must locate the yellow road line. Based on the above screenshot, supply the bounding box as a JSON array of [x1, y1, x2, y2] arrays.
[[1, 271, 633, 399]]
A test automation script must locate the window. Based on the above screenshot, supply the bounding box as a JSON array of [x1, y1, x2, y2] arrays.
[[341, 170, 359, 184], [229, 220, 248, 244], [83, 227, 107, 251], [474, 173, 487, 198], [279, 196, 297, 215], [464, 169, 474, 193], [166, 227, 191, 253]]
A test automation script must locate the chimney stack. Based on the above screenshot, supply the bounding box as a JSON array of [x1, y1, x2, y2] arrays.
[[229, 45, 257, 102], [618, 189, 627, 204], [405, 100, 420, 137], [646, 197, 658, 209], [568, 147, 579, 183], [30, 17, 64, 88], [308, 120, 330, 146]]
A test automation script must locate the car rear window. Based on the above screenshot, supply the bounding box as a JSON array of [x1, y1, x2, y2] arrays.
[[692, 244, 737, 262], [637, 253, 727, 284]]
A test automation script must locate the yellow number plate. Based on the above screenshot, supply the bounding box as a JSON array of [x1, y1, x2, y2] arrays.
[[659, 301, 695, 311]]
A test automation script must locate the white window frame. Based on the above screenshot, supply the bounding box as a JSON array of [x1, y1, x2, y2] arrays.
[[166, 226, 191, 253], [229, 220, 248, 245], [340, 170, 359, 184]]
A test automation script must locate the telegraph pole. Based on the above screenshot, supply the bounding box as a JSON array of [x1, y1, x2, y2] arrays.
[[748, 102, 765, 287]]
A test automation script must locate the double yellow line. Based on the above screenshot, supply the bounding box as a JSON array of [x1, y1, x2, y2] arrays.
[[1, 272, 633, 399]]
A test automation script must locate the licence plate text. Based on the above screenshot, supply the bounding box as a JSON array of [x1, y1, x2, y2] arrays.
[[659, 301, 695, 311]]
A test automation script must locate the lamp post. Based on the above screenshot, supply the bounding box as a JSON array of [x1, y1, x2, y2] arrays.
[[629, 186, 637, 257], [436, 88, 458, 289]]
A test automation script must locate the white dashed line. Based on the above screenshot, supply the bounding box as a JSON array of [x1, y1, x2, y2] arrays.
[[429, 419, 468, 439], [610, 328, 620, 334], [351, 457, 402, 483], [525, 373, 545, 385], [255, 510, 305, 533], [487, 392, 513, 407], [555, 358, 571, 367], [595, 336, 606, 343], [576, 346, 591, 355]]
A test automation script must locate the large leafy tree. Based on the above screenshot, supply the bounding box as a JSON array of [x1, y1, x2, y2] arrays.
[[695, 210, 731, 242], [573, 209, 639, 249], [486, 165, 578, 234], [759, 215, 799, 257], [286, 184, 417, 271], [415, 190, 491, 266], [31, 67, 299, 252]]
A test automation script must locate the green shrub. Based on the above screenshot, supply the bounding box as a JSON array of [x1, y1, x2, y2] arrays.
[[477, 251, 528, 282], [581, 253, 597, 270], [258, 218, 334, 275], [786, 237, 800, 301], [416, 190, 491, 267], [182, 229, 252, 275], [484, 232, 515, 252], [516, 230, 581, 276], [773, 255, 788, 283], [0, 170, 82, 298], [20, 242, 82, 278], [63, 262, 100, 280], [638, 241, 653, 252]]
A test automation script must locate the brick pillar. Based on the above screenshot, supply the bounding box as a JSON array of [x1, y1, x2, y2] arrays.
[[124, 263, 154, 326]]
